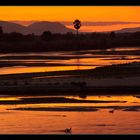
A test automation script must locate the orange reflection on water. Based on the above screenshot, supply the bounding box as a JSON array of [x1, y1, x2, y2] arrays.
[[0, 95, 139, 108], [0, 95, 140, 134], [64, 57, 140, 66], [0, 97, 20, 101], [0, 66, 95, 75]]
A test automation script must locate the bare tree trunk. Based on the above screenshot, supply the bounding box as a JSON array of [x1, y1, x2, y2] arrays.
[[76, 29, 79, 70]]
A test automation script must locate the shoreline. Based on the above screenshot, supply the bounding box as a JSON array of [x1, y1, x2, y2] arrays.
[[0, 62, 140, 96], [0, 86, 140, 96]]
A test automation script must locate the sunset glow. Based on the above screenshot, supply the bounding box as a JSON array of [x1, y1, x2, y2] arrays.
[[0, 6, 140, 32], [0, 6, 140, 135]]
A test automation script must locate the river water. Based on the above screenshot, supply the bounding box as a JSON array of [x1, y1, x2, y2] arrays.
[[0, 47, 140, 134], [0, 95, 140, 134], [0, 47, 140, 75]]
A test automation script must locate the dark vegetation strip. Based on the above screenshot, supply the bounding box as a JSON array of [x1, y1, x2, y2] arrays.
[[0, 61, 96, 68], [1, 86, 140, 96], [7, 107, 99, 112], [0, 97, 126, 105], [7, 105, 140, 112], [0, 56, 72, 60], [0, 31, 140, 53]]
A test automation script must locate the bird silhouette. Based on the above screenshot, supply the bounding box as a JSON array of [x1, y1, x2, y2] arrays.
[[64, 128, 72, 133], [109, 109, 115, 113]]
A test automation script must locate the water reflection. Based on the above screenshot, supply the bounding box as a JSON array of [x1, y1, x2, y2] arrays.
[[0, 47, 140, 75], [0, 95, 139, 134], [0, 95, 140, 108], [0, 66, 95, 75]]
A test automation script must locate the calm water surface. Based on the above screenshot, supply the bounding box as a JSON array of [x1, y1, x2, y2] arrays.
[[0, 47, 140, 75], [0, 95, 140, 134], [0, 47, 140, 134]]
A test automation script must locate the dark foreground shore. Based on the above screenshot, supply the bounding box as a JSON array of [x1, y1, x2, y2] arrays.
[[0, 86, 140, 96]]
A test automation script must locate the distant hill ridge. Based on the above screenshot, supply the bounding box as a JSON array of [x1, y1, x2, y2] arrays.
[[0, 20, 140, 34], [116, 26, 140, 33], [0, 20, 75, 35]]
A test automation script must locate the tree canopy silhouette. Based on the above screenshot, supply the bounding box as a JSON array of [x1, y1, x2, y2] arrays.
[[110, 31, 116, 40], [41, 31, 52, 41], [0, 26, 3, 35], [73, 19, 81, 36]]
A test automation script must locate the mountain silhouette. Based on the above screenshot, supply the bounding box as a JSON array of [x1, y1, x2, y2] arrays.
[[0, 21, 75, 35], [28, 21, 75, 34], [0, 20, 30, 34], [1, 20, 140, 34], [116, 26, 140, 33]]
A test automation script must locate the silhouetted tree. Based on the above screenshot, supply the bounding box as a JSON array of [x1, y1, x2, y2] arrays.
[[0, 26, 3, 35], [25, 33, 35, 41], [73, 19, 81, 36], [133, 32, 140, 38], [64, 32, 74, 40], [9, 32, 24, 41], [110, 31, 116, 40], [41, 31, 52, 41]]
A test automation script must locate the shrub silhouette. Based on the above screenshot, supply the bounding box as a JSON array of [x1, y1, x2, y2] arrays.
[[0, 30, 140, 53], [0, 26, 3, 35], [41, 31, 52, 41], [110, 31, 116, 40]]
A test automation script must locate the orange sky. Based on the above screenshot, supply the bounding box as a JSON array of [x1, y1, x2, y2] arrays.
[[0, 6, 140, 32]]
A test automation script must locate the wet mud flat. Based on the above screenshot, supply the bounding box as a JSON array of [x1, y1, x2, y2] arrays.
[[0, 96, 126, 105], [1, 96, 139, 112], [7, 105, 140, 112]]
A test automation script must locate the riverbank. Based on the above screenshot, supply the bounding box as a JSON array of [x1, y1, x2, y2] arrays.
[[0, 61, 140, 79], [0, 62, 140, 95]]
